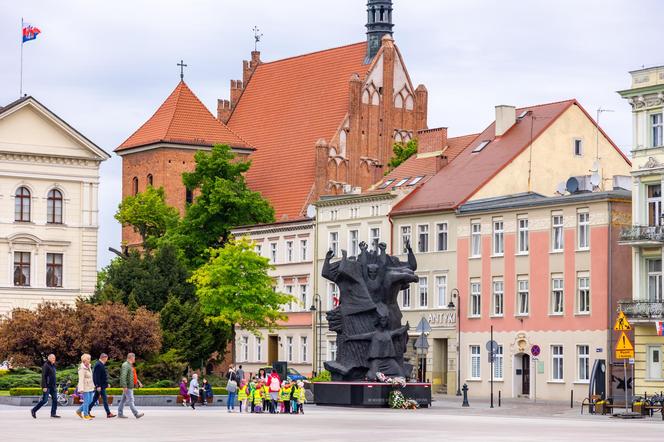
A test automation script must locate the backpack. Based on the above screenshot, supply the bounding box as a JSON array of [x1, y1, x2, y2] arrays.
[[270, 376, 280, 391]]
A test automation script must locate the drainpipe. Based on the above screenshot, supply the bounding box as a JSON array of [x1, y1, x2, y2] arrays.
[[388, 213, 394, 255], [607, 201, 613, 399], [312, 209, 319, 377]]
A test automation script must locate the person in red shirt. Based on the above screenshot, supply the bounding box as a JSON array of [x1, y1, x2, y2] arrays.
[[267, 371, 281, 414]]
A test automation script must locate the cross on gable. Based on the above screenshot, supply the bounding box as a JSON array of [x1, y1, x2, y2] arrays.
[[177, 59, 188, 80]]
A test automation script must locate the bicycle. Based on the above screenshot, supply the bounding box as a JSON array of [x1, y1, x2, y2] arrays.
[[56, 381, 71, 407]]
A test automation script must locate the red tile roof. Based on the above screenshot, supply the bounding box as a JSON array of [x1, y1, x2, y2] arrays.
[[117, 81, 250, 151], [443, 133, 480, 161], [391, 99, 627, 216], [228, 42, 369, 220]]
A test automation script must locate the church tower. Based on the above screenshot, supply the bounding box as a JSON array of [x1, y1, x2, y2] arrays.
[[365, 0, 394, 63]]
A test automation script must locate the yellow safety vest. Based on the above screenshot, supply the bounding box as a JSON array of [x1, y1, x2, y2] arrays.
[[280, 386, 291, 401], [238, 385, 248, 401], [253, 388, 263, 405]]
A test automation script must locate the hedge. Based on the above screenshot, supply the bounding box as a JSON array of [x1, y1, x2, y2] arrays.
[[10, 387, 227, 396]]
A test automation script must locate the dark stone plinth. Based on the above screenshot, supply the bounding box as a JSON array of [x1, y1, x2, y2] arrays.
[[314, 382, 431, 408]]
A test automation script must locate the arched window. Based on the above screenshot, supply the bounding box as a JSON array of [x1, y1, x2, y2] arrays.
[[147, 174, 153, 186], [47, 189, 63, 224], [185, 188, 193, 204], [339, 130, 347, 157], [15, 187, 31, 222], [132, 177, 138, 196]]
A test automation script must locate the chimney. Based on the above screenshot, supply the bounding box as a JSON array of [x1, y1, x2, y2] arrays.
[[495, 105, 516, 137], [243, 51, 261, 85], [315, 139, 330, 198], [217, 99, 231, 124], [230, 80, 243, 109], [436, 155, 449, 172], [414, 84, 428, 132]]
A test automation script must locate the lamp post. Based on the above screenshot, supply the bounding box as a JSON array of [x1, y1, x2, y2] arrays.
[[310, 293, 323, 375], [448, 288, 461, 396]]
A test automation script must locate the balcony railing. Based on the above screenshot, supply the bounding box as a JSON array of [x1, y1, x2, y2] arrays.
[[619, 225, 664, 243], [619, 300, 664, 320]]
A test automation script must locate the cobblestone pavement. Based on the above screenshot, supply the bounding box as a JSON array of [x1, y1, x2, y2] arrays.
[[2, 396, 662, 442]]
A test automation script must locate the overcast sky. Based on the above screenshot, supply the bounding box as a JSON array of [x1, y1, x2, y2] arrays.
[[1, 0, 661, 268]]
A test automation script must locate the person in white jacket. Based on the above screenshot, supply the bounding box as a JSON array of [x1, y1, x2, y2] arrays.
[[75, 354, 95, 420], [188, 374, 199, 410]]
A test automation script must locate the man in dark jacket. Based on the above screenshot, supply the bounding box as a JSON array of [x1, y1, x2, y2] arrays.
[[88, 353, 115, 418], [31, 354, 60, 419]]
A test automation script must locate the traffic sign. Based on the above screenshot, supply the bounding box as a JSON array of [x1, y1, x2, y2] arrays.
[[486, 340, 498, 353], [614, 311, 631, 331], [615, 331, 634, 359], [415, 317, 432, 335], [531, 344, 541, 357]]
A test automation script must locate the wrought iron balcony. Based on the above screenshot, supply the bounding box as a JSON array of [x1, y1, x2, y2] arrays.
[[618, 300, 664, 321], [619, 225, 664, 245]]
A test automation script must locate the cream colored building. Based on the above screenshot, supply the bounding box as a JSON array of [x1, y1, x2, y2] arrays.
[[231, 218, 315, 377], [0, 96, 109, 316], [618, 65, 664, 395]]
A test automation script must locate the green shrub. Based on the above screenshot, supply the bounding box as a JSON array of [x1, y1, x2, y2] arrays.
[[145, 379, 174, 388], [10, 386, 228, 396], [311, 370, 331, 382]]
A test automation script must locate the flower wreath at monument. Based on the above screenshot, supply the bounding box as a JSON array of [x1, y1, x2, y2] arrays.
[[378, 372, 418, 410]]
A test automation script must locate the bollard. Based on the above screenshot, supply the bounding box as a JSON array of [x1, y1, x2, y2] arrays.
[[462, 384, 470, 407], [498, 390, 501, 407], [570, 390, 573, 409]]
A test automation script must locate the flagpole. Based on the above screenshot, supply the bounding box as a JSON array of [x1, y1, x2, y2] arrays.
[[20, 17, 23, 97]]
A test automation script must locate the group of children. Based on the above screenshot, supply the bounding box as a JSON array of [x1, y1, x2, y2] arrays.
[[238, 379, 306, 414]]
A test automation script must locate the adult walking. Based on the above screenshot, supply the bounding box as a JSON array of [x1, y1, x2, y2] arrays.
[[226, 365, 237, 383], [267, 370, 281, 414], [31, 354, 60, 419], [236, 365, 244, 383], [75, 354, 95, 420], [117, 353, 144, 419], [188, 374, 200, 410], [88, 353, 116, 418], [226, 375, 237, 413]]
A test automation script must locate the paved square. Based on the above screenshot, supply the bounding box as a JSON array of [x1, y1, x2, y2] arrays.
[[4, 398, 663, 442]]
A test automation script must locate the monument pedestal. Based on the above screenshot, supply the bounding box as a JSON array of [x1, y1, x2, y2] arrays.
[[313, 382, 432, 408]]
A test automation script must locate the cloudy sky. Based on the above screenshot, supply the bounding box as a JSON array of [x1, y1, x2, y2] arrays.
[[1, 0, 661, 268]]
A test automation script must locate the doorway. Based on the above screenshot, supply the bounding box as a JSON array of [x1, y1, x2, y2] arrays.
[[268, 335, 278, 365], [514, 353, 530, 397], [648, 346, 661, 379]]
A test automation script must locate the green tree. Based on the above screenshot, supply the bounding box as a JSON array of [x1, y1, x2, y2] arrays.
[[386, 138, 418, 172], [190, 237, 294, 352], [160, 296, 230, 369], [92, 242, 195, 312], [176, 144, 275, 267], [115, 186, 180, 248]]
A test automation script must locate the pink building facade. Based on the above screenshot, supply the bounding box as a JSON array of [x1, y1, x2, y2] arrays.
[[455, 190, 631, 400]]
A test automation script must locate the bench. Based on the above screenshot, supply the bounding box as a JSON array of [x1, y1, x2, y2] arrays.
[[580, 395, 602, 415], [176, 394, 213, 405], [72, 395, 114, 406]]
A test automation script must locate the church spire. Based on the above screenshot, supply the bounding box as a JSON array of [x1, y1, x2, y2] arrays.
[[365, 0, 394, 64]]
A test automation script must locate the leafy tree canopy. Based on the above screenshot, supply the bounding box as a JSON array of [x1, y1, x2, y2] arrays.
[[115, 186, 180, 249], [175, 144, 275, 267], [386, 138, 418, 173], [191, 237, 294, 335]]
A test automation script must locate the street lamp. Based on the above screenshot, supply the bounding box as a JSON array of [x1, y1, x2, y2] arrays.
[[448, 288, 461, 396], [310, 293, 323, 375]]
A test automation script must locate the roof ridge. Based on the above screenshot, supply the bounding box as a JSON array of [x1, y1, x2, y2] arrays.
[[447, 133, 480, 140], [516, 98, 576, 111], [259, 41, 367, 66], [164, 81, 187, 140]]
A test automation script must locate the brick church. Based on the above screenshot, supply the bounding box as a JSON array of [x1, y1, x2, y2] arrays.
[[117, 0, 430, 245]]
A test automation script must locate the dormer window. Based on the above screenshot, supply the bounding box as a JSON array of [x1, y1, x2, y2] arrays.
[[379, 179, 395, 189], [408, 176, 424, 186], [394, 178, 409, 187], [472, 140, 491, 153]]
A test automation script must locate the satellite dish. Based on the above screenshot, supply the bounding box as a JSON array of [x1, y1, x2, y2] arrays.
[[556, 182, 566, 195], [566, 177, 579, 194], [590, 172, 600, 187], [305, 204, 316, 219]]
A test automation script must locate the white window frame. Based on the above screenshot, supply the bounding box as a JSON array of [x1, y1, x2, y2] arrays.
[[492, 279, 504, 317], [255, 244, 262, 256], [418, 224, 429, 253], [329, 340, 337, 361], [552, 214, 564, 252], [270, 242, 277, 263], [577, 274, 590, 314], [401, 225, 412, 254], [436, 222, 448, 252], [369, 227, 381, 250], [241, 336, 249, 362], [418, 276, 428, 308], [493, 345, 504, 380], [256, 337, 263, 362], [517, 278, 529, 316], [551, 345, 564, 381], [471, 221, 481, 257], [401, 286, 411, 309], [328, 282, 339, 310], [300, 239, 308, 261], [470, 280, 481, 317], [647, 258, 663, 302], [577, 211, 589, 250], [285, 285, 294, 312], [517, 217, 529, 254], [285, 240, 294, 262], [492, 219, 504, 256], [551, 276, 564, 315], [301, 337, 308, 363], [647, 183, 662, 227], [435, 275, 447, 308], [470, 345, 481, 380], [286, 337, 294, 362], [573, 138, 583, 156], [651, 112, 663, 148], [300, 284, 308, 311], [577, 344, 589, 383], [329, 231, 339, 256], [348, 229, 359, 257]]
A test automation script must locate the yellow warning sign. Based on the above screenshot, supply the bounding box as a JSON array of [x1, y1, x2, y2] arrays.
[[614, 311, 632, 331], [615, 331, 634, 359]]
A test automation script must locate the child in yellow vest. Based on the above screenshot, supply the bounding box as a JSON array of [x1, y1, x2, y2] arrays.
[[238, 381, 248, 413], [253, 381, 264, 413], [262, 383, 270, 413], [280, 381, 292, 414], [296, 381, 306, 414]]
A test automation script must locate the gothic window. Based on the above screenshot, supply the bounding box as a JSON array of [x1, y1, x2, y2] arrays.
[[394, 93, 403, 109], [362, 89, 370, 104], [339, 130, 347, 157], [131, 177, 138, 196], [405, 95, 414, 110], [395, 132, 403, 143], [371, 92, 380, 105], [47, 189, 63, 224], [15, 187, 31, 222], [147, 174, 153, 186], [185, 188, 193, 204]]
